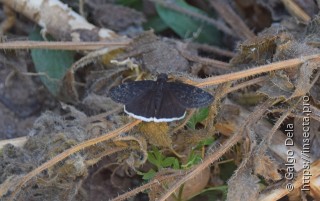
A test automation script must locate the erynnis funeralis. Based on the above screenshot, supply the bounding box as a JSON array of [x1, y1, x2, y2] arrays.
[[109, 74, 213, 122]]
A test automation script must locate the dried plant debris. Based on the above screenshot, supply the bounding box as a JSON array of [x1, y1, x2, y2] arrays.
[[118, 30, 189, 74], [139, 122, 172, 147], [0, 112, 88, 200], [230, 31, 291, 67], [58, 31, 191, 112], [293, 117, 320, 158], [258, 71, 294, 99], [227, 169, 260, 201], [259, 47, 319, 99], [306, 15, 320, 44], [0, 52, 56, 139], [231, 21, 320, 101], [148, 167, 210, 201], [310, 77, 320, 104], [0, 110, 147, 200], [253, 154, 282, 181], [255, 0, 288, 21], [89, 3, 146, 36]]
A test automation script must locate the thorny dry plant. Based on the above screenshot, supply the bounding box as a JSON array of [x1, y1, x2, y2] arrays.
[[0, 0, 320, 201]]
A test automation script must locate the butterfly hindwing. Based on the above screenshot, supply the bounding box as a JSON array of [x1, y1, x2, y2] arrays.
[[124, 86, 186, 122], [155, 88, 186, 121], [109, 80, 155, 104], [167, 82, 214, 108]]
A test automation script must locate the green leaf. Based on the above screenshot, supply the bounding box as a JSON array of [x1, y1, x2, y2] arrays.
[[187, 107, 210, 129], [193, 137, 215, 150], [172, 158, 180, 169], [116, 0, 143, 10], [162, 157, 178, 168], [155, 0, 220, 44], [219, 161, 237, 182], [137, 169, 157, 180], [148, 146, 181, 170], [182, 152, 202, 168], [29, 28, 75, 97], [148, 151, 160, 169], [148, 146, 165, 170], [189, 185, 228, 201], [144, 16, 169, 33]]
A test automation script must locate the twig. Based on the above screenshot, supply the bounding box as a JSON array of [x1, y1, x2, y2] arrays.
[[209, 0, 255, 39], [179, 48, 230, 69], [0, 6, 16, 34], [226, 76, 268, 93], [281, 0, 311, 23], [188, 42, 236, 58]]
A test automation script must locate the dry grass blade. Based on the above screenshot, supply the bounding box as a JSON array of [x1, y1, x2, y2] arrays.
[[193, 54, 320, 87], [7, 120, 141, 201], [0, 41, 130, 50]]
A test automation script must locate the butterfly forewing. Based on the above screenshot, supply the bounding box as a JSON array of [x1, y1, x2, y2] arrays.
[[109, 80, 155, 104], [167, 82, 214, 108], [124, 88, 157, 121]]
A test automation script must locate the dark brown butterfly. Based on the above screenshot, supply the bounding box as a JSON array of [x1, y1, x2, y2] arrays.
[[109, 74, 213, 122]]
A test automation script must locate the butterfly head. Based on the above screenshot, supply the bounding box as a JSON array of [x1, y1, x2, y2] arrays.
[[157, 73, 168, 82]]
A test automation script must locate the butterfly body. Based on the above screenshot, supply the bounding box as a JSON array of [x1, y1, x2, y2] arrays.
[[109, 74, 213, 122]]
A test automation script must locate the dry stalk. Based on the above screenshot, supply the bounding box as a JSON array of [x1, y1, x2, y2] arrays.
[[111, 171, 184, 201], [192, 54, 320, 87], [179, 49, 231, 69], [84, 147, 128, 167], [0, 41, 130, 50], [0, 6, 15, 34], [206, 82, 232, 132], [7, 120, 141, 201], [188, 42, 236, 58], [209, 0, 255, 39], [281, 0, 311, 23], [226, 76, 268, 93]]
